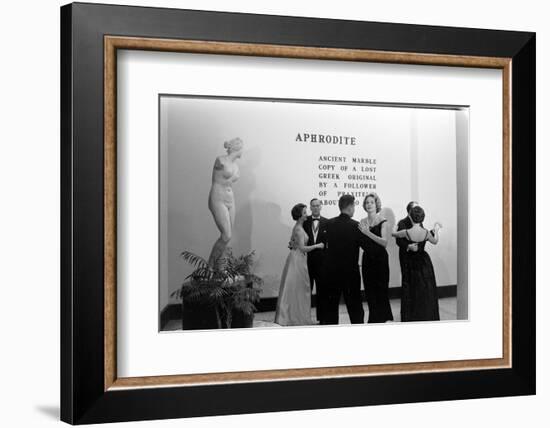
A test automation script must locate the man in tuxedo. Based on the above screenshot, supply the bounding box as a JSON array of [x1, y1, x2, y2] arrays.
[[302, 198, 328, 323], [321, 195, 369, 325], [396, 201, 420, 272]]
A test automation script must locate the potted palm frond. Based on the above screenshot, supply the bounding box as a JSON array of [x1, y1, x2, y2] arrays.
[[171, 249, 262, 330]]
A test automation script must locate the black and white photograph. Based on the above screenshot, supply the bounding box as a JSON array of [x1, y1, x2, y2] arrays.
[[159, 95, 468, 331]]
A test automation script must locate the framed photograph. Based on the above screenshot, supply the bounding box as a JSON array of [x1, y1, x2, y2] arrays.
[[158, 94, 467, 333], [61, 2, 535, 424]]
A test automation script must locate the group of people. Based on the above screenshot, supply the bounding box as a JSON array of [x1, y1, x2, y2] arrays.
[[203, 138, 442, 326], [274, 194, 442, 326]]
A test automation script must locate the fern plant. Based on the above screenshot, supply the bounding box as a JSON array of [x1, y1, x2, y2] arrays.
[[171, 249, 263, 328]]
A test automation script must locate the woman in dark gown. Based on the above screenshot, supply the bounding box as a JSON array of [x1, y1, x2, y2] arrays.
[[358, 193, 394, 323], [392, 205, 441, 322]]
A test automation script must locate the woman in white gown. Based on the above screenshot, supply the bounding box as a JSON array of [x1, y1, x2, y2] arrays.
[[275, 203, 325, 326]]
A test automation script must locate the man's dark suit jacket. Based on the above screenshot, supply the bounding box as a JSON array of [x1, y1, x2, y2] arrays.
[[303, 215, 328, 265], [303, 215, 328, 321], [396, 216, 414, 271], [324, 213, 368, 275], [322, 212, 369, 324]]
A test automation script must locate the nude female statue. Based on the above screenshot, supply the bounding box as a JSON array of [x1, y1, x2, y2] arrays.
[[207, 137, 243, 267]]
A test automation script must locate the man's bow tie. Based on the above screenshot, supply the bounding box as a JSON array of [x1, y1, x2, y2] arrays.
[[312, 217, 320, 221]]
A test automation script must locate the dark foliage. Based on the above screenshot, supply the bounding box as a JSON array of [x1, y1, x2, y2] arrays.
[[171, 249, 263, 328]]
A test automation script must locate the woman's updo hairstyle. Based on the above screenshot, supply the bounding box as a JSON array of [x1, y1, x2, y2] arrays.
[[410, 205, 426, 224], [224, 137, 243, 153], [291, 203, 307, 221]]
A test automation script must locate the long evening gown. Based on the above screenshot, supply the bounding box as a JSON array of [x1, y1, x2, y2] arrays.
[[361, 220, 394, 323], [274, 227, 313, 326], [400, 229, 440, 321]]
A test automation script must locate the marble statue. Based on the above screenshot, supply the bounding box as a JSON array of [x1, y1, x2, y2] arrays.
[[207, 137, 243, 267]]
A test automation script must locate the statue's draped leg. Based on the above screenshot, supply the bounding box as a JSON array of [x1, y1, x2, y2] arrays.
[[208, 236, 230, 268]]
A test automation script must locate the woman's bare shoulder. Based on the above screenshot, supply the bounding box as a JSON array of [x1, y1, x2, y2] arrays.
[[367, 215, 387, 228], [290, 226, 304, 243], [376, 214, 387, 224]]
